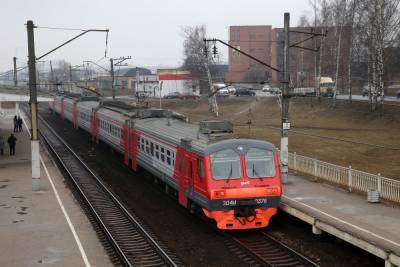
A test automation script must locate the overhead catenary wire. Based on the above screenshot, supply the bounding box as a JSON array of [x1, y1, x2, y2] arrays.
[[234, 123, 400, 150], [35, 26, 89, 31]]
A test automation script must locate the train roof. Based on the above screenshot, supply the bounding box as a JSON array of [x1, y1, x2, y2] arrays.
[[135, 117, 276, 156], [73, 97, 276, 155]]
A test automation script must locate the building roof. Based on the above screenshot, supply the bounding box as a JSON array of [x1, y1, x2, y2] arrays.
[[115, 67, 152, 77]]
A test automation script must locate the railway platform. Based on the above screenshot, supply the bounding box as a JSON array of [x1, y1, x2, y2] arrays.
[[282, 173, 400, 267], [0, 114, 111, 267]]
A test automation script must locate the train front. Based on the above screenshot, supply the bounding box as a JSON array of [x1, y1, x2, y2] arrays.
[[201, 139, 282, 230]]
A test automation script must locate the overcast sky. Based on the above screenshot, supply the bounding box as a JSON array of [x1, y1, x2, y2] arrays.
[[0, 0, 311, 73]]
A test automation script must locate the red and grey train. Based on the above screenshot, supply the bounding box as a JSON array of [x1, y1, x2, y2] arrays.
[[50, 95, 282, 230]]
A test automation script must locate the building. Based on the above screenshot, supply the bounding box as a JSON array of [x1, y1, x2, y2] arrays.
[[157, 69, 199, 97], [93, 67, 154, 95], [225, 25, 351, 89], [225, 26, 274, 83]]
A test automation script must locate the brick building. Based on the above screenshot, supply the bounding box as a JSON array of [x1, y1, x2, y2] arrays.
[[225, 26, 274, 83], [225, 25, 351, 89]]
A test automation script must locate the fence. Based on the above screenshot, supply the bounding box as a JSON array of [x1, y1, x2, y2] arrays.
[[289, 152, 400, 203]]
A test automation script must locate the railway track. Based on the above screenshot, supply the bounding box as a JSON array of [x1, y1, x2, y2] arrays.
[[228, 231, 319, 267], [36, 114, 182, 267]]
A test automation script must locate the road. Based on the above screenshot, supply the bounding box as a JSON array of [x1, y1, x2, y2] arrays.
[[337, 94, 400, 102]]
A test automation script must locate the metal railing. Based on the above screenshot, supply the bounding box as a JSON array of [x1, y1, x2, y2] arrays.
[[289, 152, 400, 203]]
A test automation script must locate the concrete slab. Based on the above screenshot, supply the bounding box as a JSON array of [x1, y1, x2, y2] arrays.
[[0, 113, 112, 267], [282, 173, 400, 263]]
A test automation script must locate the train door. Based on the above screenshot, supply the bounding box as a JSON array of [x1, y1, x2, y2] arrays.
[[184, 153, 195, 199], [176, 148, 194, 208]]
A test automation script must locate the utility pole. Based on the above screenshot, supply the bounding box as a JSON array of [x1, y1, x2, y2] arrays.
[[281, 12, 291, 184], [27, 20, 40, 191], [13, 57, 17, 87], [110, 56, 131, 100], [110, 58, 115, 99], [50, 60, 55, 92], [69, 64, 73, 92], [159, 81, 163, 109]]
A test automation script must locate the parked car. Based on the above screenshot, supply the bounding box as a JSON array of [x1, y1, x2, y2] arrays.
[[262, 84, 271, 92], [163, 92, 181, 99], [361, 87, 369, 97], [361, 87, 382, 97], [216, 88, 229, 97], [227, 86, 236, 94], [135, 91, 151, 99], [179, 93, 200, 100], [235, 88, 256, 96]]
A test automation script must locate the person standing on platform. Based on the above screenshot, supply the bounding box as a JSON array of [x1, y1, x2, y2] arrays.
[[17, 117, 23, 132], [0, 136, 4, 155], [7, 134, 17, 156], [13, 116, 18, 132]]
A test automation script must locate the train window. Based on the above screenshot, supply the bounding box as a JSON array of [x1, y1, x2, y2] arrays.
[[211, 149, 241, 180], [197, 159, 204, 178], [245, 148, 276, 178]]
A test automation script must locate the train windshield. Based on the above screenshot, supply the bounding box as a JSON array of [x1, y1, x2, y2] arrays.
[[211, 149, 242, 180], [245, 148, 276, 178]]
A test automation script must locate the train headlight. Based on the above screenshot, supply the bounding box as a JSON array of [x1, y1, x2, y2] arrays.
[[266, 187, 281, 195], [214, 190, 226, 198]]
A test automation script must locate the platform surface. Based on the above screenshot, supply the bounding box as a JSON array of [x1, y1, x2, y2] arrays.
[[0, 114, 111, 267], [282, 173, 400, 256]]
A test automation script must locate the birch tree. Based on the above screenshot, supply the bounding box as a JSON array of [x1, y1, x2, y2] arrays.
[[360, 0, 400, 112]]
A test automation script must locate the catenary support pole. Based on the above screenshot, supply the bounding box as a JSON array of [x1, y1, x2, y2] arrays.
[[27, 20, 40, 191], [281, 12, 290, 184], [69, 64, 73, 92], [13, 57, 17, 87], [110, 58, 115, 99], [50, 60, 55, 91]]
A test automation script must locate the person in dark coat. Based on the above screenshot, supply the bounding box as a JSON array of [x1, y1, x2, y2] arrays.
[[13, 116, 18, 132], [7, 134, 17, 155], [0, 136, 4, 155], [17, 117, 23, 132]]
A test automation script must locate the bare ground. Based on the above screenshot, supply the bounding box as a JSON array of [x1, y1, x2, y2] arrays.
[[150, 96, 400, 180]]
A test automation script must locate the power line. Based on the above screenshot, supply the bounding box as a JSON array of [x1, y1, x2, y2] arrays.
[[234, 123, 400, 150], [35, 26, 88, 31]]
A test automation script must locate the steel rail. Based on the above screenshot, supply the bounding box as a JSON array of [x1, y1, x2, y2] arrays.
[[229, 231, 319, 267]]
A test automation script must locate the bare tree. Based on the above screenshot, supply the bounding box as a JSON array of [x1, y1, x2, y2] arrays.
[[359, 0, 400, 112], [332, 0, 347, 108], [181, 25, 222, 90]]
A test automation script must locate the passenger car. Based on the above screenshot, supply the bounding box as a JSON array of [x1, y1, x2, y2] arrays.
[[164, 92, 181, 99], [235, 88, 256, 96], [216, 88, 229, 97]]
